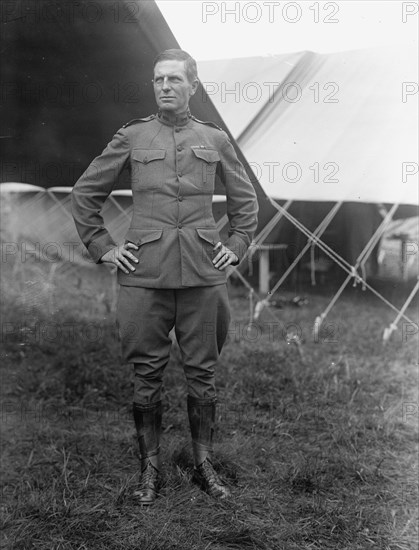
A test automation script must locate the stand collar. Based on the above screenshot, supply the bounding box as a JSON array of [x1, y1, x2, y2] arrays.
[[157, 109, 192, 127]]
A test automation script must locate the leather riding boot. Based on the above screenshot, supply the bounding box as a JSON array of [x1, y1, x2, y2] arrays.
[[187, 395, 231, 499], [132, 401, 162, 505]]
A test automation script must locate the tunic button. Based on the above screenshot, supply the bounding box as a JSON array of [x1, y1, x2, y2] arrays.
[[177, 145, 182, 151], [175, 128, 181, 133], [178, 196, 183, 202], [178, 223, 183, 229], [143, 157, 148, 164], [177, 172, 182, 178]]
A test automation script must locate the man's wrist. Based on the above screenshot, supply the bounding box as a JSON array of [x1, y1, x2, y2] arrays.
[[88, 240, 117, 263]]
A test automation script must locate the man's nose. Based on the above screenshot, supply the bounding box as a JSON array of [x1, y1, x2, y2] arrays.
[[162, 77, 171, 91]]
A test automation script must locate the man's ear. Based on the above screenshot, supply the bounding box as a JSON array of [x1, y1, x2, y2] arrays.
[[190, 78, 199, 96]]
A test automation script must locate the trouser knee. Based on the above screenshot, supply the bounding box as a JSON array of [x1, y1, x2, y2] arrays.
[[133, 363, 165, 404], [183, 363, 216, 400]]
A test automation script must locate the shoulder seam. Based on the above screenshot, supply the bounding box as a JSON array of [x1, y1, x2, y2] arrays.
[[191, 115, 223, 131], [122, 115, 156, 128]]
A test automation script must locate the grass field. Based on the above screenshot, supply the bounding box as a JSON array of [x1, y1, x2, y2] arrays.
[[1, 258, 418, 549]]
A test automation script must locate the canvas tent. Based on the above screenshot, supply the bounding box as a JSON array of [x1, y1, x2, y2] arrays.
[[198, 48, 418, 338], [1, 0, 418, 340], [199, 48, 418, 204]]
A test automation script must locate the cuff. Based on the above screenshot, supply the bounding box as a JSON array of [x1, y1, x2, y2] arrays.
[[224, 235, 248, 264], [87, 234, 117, 263]]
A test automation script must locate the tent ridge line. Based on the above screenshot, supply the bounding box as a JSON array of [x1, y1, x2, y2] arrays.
[[238, 51, 321, 147]]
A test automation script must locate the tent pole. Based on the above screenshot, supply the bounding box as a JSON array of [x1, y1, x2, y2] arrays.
[[253, 200, 293, 246], [313, 203, 401, 330], [268, 200, 415, 325], [355, 205, 399, 275], [382, 278, 419, 343], [267, 202, 342, 299], [226, 200, 292, 285]]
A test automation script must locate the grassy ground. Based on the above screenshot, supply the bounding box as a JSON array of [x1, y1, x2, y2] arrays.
[[1, 259, 418, 549]]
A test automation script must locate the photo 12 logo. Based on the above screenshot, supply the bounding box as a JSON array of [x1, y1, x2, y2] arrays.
[[401, 82, 418, 103], [201, 80, 340, 105], [401, 2, 419, 23], [202, 2, 340, 24]]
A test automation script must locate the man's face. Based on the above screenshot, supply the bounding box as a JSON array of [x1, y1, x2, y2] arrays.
[[153, 59, 198, 114]]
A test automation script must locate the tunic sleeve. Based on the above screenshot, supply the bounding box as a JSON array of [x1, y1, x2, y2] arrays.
[[71, 129, 130, 262], [217, 133, 259, 263]]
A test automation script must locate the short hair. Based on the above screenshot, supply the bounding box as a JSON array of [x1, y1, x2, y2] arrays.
[[153, 49, 198, 83]]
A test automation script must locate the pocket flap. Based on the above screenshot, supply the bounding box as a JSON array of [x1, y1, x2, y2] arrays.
[[132, 149, 166, 164], [125, 228, 163, 245], [191, 148, 220, 163], [196, 228, 219, 245]]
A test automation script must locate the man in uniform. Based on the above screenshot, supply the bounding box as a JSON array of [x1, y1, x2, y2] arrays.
[[72, 49, 258, 504]]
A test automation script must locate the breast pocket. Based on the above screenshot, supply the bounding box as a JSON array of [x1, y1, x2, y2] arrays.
[[131, 149, 166, 190], [191, 148, 220, 191], [124, 228, 163, 278]]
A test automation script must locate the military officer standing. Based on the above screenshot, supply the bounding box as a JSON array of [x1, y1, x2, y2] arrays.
[[72, 49, 258, 504]]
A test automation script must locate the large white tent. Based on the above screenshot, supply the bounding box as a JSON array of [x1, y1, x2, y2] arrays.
[[198, 46, 418, 339], [199, 47, 418, 204]]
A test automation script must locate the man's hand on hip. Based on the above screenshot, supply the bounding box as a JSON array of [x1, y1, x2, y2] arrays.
[[100, 243, 139, 274], [212, 242, 239, 270]]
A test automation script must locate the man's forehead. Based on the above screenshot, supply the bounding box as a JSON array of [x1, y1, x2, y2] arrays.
[[154, 59, 187, 76]]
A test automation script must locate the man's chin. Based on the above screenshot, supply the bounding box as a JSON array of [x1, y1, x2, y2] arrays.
[[158, 102, 177, 111]]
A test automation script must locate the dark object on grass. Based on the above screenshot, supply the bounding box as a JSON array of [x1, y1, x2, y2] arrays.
[[271, 295, 308, 308]]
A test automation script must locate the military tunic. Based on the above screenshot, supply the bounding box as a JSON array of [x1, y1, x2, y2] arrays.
[[72, 112, 258, 288]]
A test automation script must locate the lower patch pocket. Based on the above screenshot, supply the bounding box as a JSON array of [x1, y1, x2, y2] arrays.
[[196, 227, 221, 273], [124, 228, 163, 278]]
